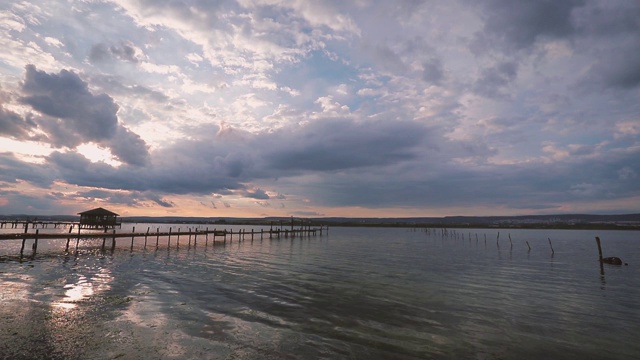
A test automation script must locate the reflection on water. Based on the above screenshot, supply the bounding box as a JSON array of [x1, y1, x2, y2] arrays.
[[53, 266, 113, 309], [0, 226, 639, 359]]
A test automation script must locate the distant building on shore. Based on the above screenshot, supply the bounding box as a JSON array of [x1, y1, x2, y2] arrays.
[[78, 207, 121, 229]]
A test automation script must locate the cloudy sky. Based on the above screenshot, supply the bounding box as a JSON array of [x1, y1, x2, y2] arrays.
[[1, 0, 639, 218]]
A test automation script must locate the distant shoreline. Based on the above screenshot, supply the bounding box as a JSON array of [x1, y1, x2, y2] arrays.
[[1, 216, 639, 231]]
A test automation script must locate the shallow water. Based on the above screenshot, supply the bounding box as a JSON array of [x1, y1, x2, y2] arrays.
[[1, 225, 639, 359]]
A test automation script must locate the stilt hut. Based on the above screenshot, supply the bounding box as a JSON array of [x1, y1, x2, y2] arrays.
[[78, 207, 121, 229]]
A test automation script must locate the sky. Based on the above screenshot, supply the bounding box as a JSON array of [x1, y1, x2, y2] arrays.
[[1, 0, 639, 218]]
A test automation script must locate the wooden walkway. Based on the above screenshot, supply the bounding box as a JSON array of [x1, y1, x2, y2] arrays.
[[0, 222, 327, 258], [0, 220, 76, 229]]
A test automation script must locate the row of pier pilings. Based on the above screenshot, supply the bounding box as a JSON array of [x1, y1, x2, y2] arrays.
[[3, 222, 327, 259], [416, 227, 626, 275], [0, 221, 76, 229], [417, 227, 556, 254]]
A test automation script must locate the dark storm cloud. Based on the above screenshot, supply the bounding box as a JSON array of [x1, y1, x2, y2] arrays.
[[265, 118, 425, 171], [474, 0, 585, 50], [89, 41, 142, 63], [47, 147, 245, 196], [572, 2, 640, 90], [37, 117, 429, 202], [47, 151, 125, 187], [0, 152, 55, 187], [585, 41, 640, 90], [0, 106, 35, 140], [473, 61, 518, 98], [108, 126, 150, 166], [574, 2, 640, 37], [21, 65, 118, 141], [18, 65, 150, 165], [299, 143, 640, 210], [0, 190, 61, 213], [471, 0, 640, 91], [422, 58, 444, 85]]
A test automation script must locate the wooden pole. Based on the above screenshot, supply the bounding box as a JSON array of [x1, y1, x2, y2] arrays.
[[595, 236, 604, 259], [131, 226, 135, 250], [548, 238, 555, 255], [20, 237, 26, 256], [526, 241, 531, 251], [32, 229, 39, 255]]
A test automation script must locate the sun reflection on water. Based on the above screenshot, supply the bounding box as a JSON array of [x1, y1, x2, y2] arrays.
[[54, 267, 113, 309]]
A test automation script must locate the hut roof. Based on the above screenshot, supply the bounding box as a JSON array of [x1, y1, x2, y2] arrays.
[[78, 207, 119, 216]]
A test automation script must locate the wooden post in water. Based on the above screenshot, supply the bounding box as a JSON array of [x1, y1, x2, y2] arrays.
[[509, 233, 513, 250], [526, 241, 531, 252], [32, 229, 39, 255], [156, 228, 160, 247], [168, 227, 172, 247], [111, 230, 116, 251], [596, 236, 604, 261], [20, 237, 26, 257], [177, 228, 180, 247], [66, 225, 73, 252], [548, 238, 555, 255], [496, 232, 500, 249]]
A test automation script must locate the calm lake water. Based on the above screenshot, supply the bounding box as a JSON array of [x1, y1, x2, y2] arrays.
[[1, 224, 639, 359]]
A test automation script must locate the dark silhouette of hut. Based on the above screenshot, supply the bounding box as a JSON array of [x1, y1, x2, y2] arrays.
[[78, 207, 121, 229]]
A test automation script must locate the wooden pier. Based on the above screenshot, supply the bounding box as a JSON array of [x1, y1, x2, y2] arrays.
[[0, 221, 327, 258], [0, 220, 77, 229]]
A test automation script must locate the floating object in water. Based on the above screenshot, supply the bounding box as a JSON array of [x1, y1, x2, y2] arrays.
[[595, 236, 627, 266], [601, 256, 623, 266]]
